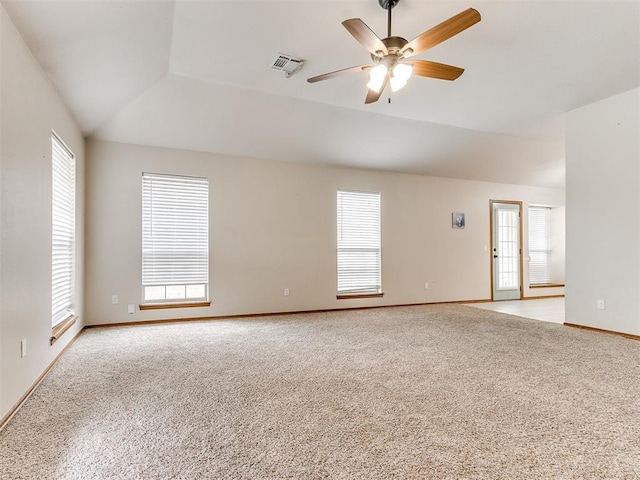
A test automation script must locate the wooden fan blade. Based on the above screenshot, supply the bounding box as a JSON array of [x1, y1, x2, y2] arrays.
[[364, 74, 389, 104], [307, 64, 372, 83], [342, 18, 388, 55], [406, 60, 464, 81], [401, 8, 480, 57]]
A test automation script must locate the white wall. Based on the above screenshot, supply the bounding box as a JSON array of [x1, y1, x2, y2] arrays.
[[0, 5, 84, 422], [85, 140, 565, 325], [566, 87, 640, 335]]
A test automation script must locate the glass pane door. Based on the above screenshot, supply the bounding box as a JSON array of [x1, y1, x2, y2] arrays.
[[492, 202, 522, 301]]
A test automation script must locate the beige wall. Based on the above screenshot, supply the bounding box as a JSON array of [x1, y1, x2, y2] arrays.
[[85, 140, 565, 326], [566, 87, 640, 335], [0, 5, 85, 421]]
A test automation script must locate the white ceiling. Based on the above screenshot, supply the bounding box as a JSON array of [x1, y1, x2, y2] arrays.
[[3, 0, 639, 187]]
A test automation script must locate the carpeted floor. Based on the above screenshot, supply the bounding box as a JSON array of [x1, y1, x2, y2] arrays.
[[1, 304, 640, 479]]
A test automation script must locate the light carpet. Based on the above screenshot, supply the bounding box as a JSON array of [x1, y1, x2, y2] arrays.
[[1, 304, 639, 479]]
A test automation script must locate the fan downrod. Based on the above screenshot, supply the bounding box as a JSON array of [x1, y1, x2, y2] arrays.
[[379, 0, 400, 38]]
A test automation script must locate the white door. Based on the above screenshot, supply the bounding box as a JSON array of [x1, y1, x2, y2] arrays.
[[491, 201, 522, 301]]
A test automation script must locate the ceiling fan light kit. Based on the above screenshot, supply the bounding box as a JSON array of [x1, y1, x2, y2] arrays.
[[390, 63, 413, 92], [307, 0, 481, 103], [367, 64, 388, 92]]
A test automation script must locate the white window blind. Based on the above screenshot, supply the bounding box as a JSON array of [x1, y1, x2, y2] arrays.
[[142, 173, 209, 303], [51, 133, 75, 326], [528, 206, 551, 285], [337, 190, 381, 295]]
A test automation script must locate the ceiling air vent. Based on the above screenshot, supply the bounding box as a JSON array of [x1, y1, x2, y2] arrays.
[[271, 53, 304, 78]]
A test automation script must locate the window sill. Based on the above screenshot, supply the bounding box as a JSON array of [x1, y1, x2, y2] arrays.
[[51, 315, 78, 345], [337, 293, 384, 300], [139, 301, 211, 311], [530, 283, 565, 289]]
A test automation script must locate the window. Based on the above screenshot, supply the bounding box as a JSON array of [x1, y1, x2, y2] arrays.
[[142, 173, 209, 304], [51, 133, 76, 327], [336, 189, 381, 296], [528, 206, 551, 285]]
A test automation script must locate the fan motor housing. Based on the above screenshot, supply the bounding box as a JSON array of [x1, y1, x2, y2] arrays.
[[371, 36, 408, 61], [382, 36, 408, 52]]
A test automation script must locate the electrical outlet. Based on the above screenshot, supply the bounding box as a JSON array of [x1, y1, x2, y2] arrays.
[[284, 288, 290, 297], [127, 304, 135, 314], [424, 282, 429, 290], [597, 300, 605, 310], [112, 295, 119, 305], [21, 339, 27, 358]]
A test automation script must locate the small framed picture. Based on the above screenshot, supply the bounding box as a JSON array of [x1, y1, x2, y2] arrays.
[[452, 212, 465, 229]]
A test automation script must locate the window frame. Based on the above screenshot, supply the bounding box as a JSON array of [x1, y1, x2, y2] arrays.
[[336, 189, 383, 299], [51, 131, 76, 330], [528, 205, 552, 286], [141, 172, 210, 307]]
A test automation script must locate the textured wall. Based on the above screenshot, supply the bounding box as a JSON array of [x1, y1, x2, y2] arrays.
[[0, 5, 85, 421], [566, 87, 640, 335], [85, 139, 564, 326]]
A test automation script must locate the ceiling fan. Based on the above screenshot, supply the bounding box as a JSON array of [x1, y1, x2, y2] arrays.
[[307, 0, 481, 104]]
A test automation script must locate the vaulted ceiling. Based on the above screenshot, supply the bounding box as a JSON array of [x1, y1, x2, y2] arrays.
[[3, 0, 639, 187]]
